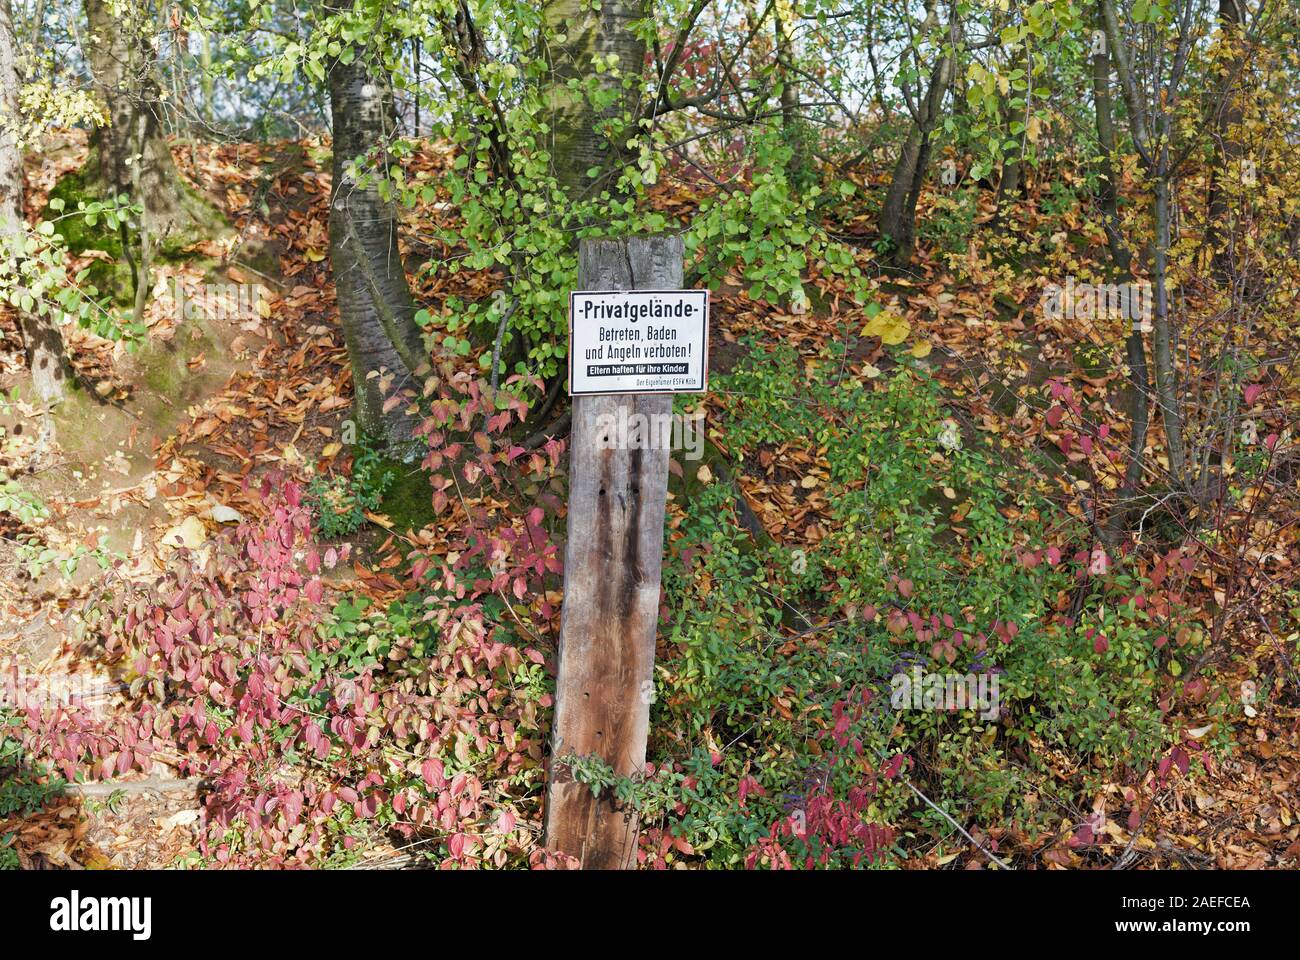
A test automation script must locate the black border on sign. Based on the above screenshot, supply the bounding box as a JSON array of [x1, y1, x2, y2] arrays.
[[567, 288, 710, 396]]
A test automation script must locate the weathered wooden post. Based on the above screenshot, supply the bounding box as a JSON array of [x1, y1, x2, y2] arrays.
[[544, 235, 706, 868]]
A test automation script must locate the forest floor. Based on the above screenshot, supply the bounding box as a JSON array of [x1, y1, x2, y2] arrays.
[[0, 132, 1295, 869]]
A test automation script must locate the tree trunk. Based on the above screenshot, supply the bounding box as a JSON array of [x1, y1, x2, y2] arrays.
[[1099, 0, 1186, 487], [996, 157, 1020, 202], [880, 126, 922, 261], [199, 31, 215, 128], [542, 0, 647, 201], [775, 8, 808, 187], [1204, 0, 1245, 277], [1091, 24, 1131, 279], [879, 41, 953, 265], [994, 46, 1030, 216], [1092, 4, 1150, 539], [326, 48, 426, 448], [531, 0, 648, 413], [0, 0, 68, 416], [1151, 171, 1186, 482], [82, 0, 193, 237]]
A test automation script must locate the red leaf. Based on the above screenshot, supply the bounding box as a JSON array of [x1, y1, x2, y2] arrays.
[[1088, 546, 1111, 576], [448, 832, 467, 858], [354, 795, 379, 819], [421, 758, 446, 790], [737, 775, 765, 805]]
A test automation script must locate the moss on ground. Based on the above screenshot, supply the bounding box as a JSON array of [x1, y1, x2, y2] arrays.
[[369, 455, 439, 536], [40, 152, 234, 306], [48, 318, 231, 468]]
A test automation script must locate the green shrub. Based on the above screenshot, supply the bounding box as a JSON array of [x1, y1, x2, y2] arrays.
[[307, 443, 395, 539], [0, 709, 65, 819], [637, 344, 1180, 866]]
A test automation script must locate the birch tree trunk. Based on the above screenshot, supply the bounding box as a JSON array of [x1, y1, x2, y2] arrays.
[[542, 0, 647, 201], [326, 48, 426, 448], [0, 0, 69, 417], [775, 7, 809, 187]]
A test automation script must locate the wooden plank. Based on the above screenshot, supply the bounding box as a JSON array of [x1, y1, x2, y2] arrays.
[[543, 235, 682, 868]]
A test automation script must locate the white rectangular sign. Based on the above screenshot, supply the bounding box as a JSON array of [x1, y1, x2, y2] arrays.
[[568, 289, 709, 395]]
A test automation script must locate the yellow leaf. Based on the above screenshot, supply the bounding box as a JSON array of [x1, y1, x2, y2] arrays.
[[306, 248, 326, 262], [863, 311, 910, 346], [162, 515, 207, 549], [911, 339, 933, 358], [800, 475, 819, 489], [321, 442, 342, 458]]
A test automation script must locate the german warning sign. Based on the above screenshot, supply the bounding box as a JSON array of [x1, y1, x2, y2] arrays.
[[568, 289, 709, 395]]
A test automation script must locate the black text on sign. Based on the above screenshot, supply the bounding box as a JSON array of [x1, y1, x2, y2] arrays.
[[568, 290, 709, 395]]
